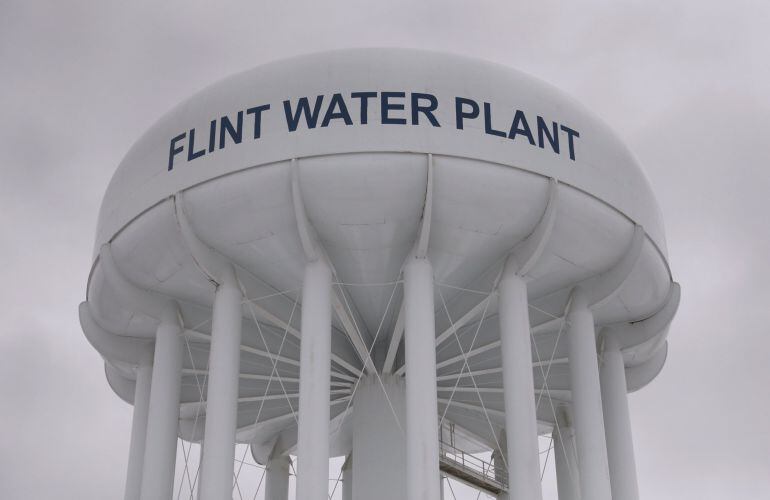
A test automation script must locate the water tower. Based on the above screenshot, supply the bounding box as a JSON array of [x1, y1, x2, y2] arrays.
[[80, 49, 679, 500]]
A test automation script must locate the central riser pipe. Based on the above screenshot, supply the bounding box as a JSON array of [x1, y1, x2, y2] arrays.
[[265, 455, 291, 500], [352, 375, 406, 500]]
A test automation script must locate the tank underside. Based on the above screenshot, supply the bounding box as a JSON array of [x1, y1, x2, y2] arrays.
[[83, 152, 675, 458]]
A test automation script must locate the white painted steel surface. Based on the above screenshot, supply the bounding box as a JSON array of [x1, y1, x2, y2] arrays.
[[566, 289, 612, 500], [265, 455, 291, 500], [78, 48, 680, 500], [498, 264, 543, 500], [404, 257, 441, 500], [601, 335, 640, 500], [296, 259, 333, 500], [139, 308, 183, 500], [553, 424, 580, 500], [124, 362, 151, 500], [93, 50, 667, 252], [199, 267, 243, 500], [492, 433, 508, 500], [342, 454, 353, 500], [352, 375, 406, 500]]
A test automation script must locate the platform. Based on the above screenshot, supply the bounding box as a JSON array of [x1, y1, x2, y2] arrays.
[[439, 440, 508, 495]]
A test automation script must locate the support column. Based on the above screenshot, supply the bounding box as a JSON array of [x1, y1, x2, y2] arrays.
[[600, 335, 639, 500], [342, 454, 353, 500], [492, 430, 509, 500], [140, 304, 184, 500], [196, 442, 204, 499], [439, 474, 444, 500], [296, 259, 333, 500], [353, 375, 406, 500], [124, 362, 152, 500], [498, 262, 543, 500], [565, 288, 611, 500], [404, 256, 440, 500], [553, 419, 580, 500], [265, 455, 291, 500], [199, 266, 244, 500]]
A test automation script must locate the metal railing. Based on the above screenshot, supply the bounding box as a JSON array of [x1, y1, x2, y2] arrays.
[[439, 439, 508, 492]]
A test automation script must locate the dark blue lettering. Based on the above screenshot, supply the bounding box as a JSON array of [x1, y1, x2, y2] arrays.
[[246, 104, 270, 139], [187, 129, 206, 162], [284, 96, 325, 131], [165, 94, 579, 173], [536, 116, 559, 153], [351, 91, 377, 124], [381, 92, 407, 124], [168, 133, 186, 171], [411, 93, 440, 127], [455, 97, 479, 129], [208, 120, 216, 153], [508, 110, 535, 145], [321, 93, 353, 127], [560, 125, 580, 161], [219, 112, 243, 149], [484, 102, 507, 138]]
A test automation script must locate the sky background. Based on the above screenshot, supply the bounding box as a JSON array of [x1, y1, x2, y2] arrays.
[[1, 0, 769, 498]]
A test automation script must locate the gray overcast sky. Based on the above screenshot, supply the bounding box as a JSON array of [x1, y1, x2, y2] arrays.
[[1, 1, 769, 498]]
